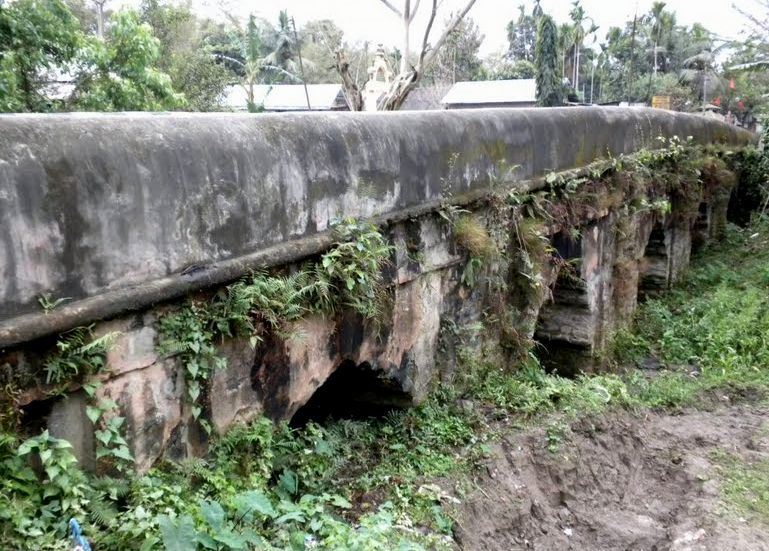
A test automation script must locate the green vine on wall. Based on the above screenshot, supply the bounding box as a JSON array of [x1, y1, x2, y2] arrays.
[[440, 138, 741, 362], [157, 218, 393, 434]]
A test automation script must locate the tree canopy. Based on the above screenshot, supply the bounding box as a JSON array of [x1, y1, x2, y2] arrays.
[[1, 0, 767, 114], [0, 0, 182, 112], [534, 13, 562, 107]]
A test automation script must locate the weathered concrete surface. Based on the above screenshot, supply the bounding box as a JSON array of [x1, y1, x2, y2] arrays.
[[0, 109, 752, 347], [0, 109, 753, 472]]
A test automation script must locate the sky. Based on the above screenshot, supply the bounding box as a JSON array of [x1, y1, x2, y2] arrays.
[[185, 0, 761, 57]]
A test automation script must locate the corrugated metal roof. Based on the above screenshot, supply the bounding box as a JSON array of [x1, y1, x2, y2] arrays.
[[264, 84, 346, 111], [400, 84, 453, 111], [441, 79, 536, 105], [222, 85, 272, 110], [222, 84, 348, 111]]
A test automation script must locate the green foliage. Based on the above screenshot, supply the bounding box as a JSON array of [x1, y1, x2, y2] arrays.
[[320, 218, 393, 320], [158, 302, 222, 432], [612, 216, 769, 405], [0, 431, 90, 547], [423, 16, 484, 84], [713, 451, 769, 524], [479, 54, 535, 80], [535, 14, 562, 107], [0, 0, 82, 112], [158, 218, 392, 433], [0, 1, 183, 112], [139, 0, 230, 111], [506, 2, 540, 62], [453, 214, 494, 260], [74, 10, 185, 111], [83, 382, 134, 472], [43, 326, 117, 386]]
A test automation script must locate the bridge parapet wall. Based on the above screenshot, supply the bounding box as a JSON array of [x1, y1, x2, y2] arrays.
[[0, 109, 753, 471], [0, 108, 753, 346]]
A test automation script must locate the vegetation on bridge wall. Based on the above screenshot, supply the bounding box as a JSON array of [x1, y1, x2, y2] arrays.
[[0, 138, 761, 550]]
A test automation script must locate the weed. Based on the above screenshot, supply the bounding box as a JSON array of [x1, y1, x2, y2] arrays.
[[453, 214, 494, 259], [712, 451, 769, 524], [545, 421, 567, 454], [43, 326, 118, 386], [157, 218, 393, 433], [38, 293, 70, 313]]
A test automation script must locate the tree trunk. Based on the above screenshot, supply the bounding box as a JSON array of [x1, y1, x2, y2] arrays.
[[378, 70, 418, 111], [575, 44, 580, 93], [335, 51, 363, 111], [401, 11, 410, 74], [95, 1, 105, 38]]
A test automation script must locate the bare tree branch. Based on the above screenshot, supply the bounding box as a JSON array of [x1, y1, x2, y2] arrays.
[[377, 0, 403, 17], [416, 0, 438, 69], [422, 0, 478, 69], [733, 1, 769, 34], [409, 0, 422, 23]]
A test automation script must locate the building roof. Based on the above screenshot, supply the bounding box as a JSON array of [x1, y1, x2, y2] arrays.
[[264, 83, 347, 111], [441, 79, 536, 106], [400, 83, 453, 111], [221, 84, 349, 111], [221, 85, 272, 110]]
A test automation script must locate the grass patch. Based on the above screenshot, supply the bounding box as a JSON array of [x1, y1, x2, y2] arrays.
[[453, 214, 494, 259], [713, 451, 769, 524]]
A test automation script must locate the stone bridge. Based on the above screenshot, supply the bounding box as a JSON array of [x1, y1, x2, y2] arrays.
[[0, 109, 753, 471]]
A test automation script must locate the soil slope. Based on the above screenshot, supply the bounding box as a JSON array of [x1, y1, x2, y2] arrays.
[[455, 399, 769, 551]]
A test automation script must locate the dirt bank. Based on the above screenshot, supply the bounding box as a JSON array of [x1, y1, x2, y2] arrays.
[[454, 399, 769, 551]]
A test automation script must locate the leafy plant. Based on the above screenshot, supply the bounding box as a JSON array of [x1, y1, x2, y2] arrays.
[[158, 218, 393, 434], [320, 218, 393, 320], [38, 293, 70, 313], [43, 326, 118, 386], [16, 431, 89, 517], [82, 383, 134, 472]]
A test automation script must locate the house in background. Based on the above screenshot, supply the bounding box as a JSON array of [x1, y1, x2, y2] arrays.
[[222, 84, 349, 112], [440, 79, 537, 109], [400, 83, 453, 111]]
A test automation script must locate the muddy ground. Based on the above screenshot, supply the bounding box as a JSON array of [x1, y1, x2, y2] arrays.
[[454, 395, 769, 551]]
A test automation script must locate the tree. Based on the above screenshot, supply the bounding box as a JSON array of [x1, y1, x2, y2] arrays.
[[535, 14, 562, 106], [725, 1, 769, 119], [338, 0, 478, 110], [212, 12, 305, 111], [678, 24, 722, 105], [63, 0, 107, 34], [423, 15, 484, 84], [506, 2, 539, 62], [647, 2, 675, 76], [0, 0, 82, 112], [139, 0, 230, 111], [300, 19, 345, 83], [263, 10, 304, 81], [566, 0, 598, 96], [480, 51, 535, 80], [72, 10, 184, 110]]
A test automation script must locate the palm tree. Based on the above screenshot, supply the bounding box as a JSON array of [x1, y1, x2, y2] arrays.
[[263, 10, 300, 79], [213, 13, 305, 111], [558, 23, 573, 81], [568, 0, 598, 94], [679, 24, 725, 106], [648, 2, 675, 76]]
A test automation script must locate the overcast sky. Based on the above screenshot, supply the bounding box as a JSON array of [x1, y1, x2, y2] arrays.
[[187, 0, 760, 56]]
